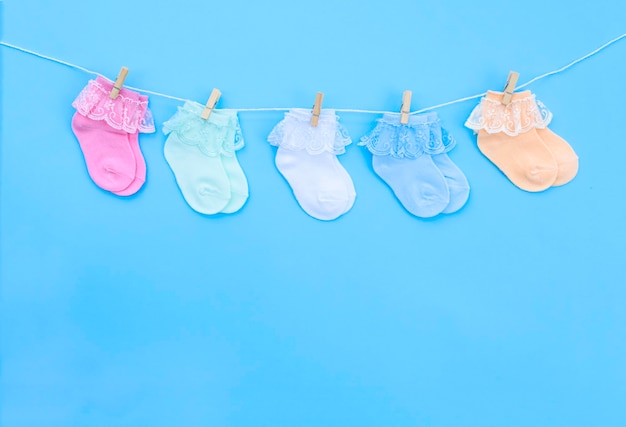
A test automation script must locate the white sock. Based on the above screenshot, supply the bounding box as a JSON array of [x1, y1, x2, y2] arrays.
[[268, 109, 355, 221]]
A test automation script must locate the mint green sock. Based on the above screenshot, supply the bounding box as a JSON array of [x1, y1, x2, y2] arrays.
[[163, 102, 248, 215], [163, 132, 231, 215], [220, 123, 248, 214]]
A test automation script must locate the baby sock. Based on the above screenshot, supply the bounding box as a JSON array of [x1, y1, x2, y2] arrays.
[[430, 126, 470, 214], [359, 112, 458, 218], [506, 96, 578, 186], [219, 122, 249, 214], [465, 90, 558, 192], [163, 102, 247, 215], [112, 93, 152, 196], [536, 127, 578, 186], [373, 155, 449, 218], [72, 77, 154, 193], [268, 109, 355, 221], [112, 132, 146, 196], [71, 114, 135, 192], [432, 153, 470, 214]]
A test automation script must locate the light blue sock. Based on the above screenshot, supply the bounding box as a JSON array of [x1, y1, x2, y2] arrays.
[[431, 153, 470, 214], [373, 154, 449, 217], [360, 111, 461, 218]]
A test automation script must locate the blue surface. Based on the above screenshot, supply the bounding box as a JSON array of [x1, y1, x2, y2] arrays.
[[2, 1, 626, 426]]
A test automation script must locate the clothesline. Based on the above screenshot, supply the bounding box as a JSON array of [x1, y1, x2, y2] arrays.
[[1, 32, 625, 114]]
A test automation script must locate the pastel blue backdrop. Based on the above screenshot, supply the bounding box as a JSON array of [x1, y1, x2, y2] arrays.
[[1, 1, 625, 426]]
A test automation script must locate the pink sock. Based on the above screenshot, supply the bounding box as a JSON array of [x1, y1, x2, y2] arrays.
[[72, 77, 155, 193], [71, 113, 136, 192], [112, 93, 151, 196], [112, 131, 146, 196]]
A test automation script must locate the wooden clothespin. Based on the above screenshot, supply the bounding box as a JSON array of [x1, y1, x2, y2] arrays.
[[109, 66, 129, 99], [200, 88, 222, 120], [501, 71, 519, 105], [400, 90, 412, 125], [311, 92, 324, 127]]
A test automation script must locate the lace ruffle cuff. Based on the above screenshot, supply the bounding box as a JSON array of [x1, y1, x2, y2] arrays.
[[72, 76, 155, 134], [267, 108, 352, 155], [162, 101, 244, 157], [359, 112, 455, 159], [465, 90, 553, 136]]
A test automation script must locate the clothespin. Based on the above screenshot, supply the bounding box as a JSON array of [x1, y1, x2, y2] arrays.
[[400, 90, 412, 125], [200, 88, 222, 120], [501, 71, 519, 105], [311, 92, 324, 127], [109, 66, 129, 99]]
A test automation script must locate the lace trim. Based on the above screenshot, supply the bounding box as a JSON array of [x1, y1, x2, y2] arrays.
[[162, 101, 244, 157], [359, 116, 455, 158], [72, 79, 155, 134], [267, 109, 351, 155], [465, 94, 552, 136]]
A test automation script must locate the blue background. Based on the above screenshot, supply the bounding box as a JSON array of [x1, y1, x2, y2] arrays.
[[2, 1, 626, 426]]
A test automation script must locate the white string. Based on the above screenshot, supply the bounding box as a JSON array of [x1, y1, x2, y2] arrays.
[[516, 32, 626, 90], [1, 33, 625, 114], [0, 42, 189, 103]]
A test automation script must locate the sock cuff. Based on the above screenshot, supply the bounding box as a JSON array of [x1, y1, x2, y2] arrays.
[[267, 108, 352, 155], [465, 91, 553, 136], [162, 101, 244, 157], [72, 76, 155, 134], [358, 112, 455, 159]]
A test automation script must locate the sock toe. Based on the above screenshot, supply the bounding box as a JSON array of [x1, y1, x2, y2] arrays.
[[553, 157, 579, 186], [114, 178, 146, 197], [220, 191, 249, 214], [441, 184, 470, 214]]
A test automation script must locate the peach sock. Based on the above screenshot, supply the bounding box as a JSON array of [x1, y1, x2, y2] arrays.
[[466, 90, 558, 192], [536, 127, 578, 186]]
